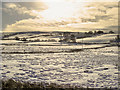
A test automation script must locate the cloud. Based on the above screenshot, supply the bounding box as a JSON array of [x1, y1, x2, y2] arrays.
[[3, 2, 48, 17], [2, 2, 48, 30], [4, 15, 118, 32], [81, 15, 111, 23], [18, 2, 48, 11], [79, 2, 118, 28], [3, 3, 36, 16], [3, 18, 79, 32], [105, 26, 119, 32], [2, 1, 119, 32], [4, 3, 17, 8]]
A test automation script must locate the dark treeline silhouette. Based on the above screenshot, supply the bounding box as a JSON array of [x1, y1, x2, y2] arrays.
[[85, 30, 105, 35], [85, 30, 114, 35]]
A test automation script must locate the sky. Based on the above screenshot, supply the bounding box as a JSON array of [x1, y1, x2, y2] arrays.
[[1, 0, 119, 32]]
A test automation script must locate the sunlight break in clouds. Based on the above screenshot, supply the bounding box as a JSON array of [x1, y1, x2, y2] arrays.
[[2, 0, 119, 32], [37, 0, 85, 21]]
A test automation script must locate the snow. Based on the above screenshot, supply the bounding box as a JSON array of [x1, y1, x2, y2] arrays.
[[1, 33, 119, 88], [1, 40, 23, 44], [1, 44, 108, 53], [2, 46, 118, 88], [77, 34, 117, 43]]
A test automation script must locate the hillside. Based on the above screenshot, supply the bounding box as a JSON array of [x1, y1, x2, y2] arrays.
[[76, 34, 117, 43]]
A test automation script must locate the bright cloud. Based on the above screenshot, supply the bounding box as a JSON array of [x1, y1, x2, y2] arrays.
[[3, 2, 48, 17], [2, 0, 119, 32]]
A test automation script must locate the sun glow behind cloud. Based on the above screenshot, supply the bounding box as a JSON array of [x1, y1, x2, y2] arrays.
[[2, 0, 119, 32], [32, 0, 85, 21]]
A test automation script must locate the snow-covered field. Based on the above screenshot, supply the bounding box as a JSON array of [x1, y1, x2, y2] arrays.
[[1, 45, 119, 88], [77, 34, 117, 43], [1, 44, 108, 54], [1, 33, 119, 88]]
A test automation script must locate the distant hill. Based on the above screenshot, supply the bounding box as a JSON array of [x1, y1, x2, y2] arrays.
[[77, 34, 117, 43]]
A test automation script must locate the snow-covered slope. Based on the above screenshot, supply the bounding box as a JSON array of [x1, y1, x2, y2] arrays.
[[77, 34, 117, 43]]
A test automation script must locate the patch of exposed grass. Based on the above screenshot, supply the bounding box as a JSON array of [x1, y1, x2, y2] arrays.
[[1, 79, 116, 90], [2, 79, 78, 89]]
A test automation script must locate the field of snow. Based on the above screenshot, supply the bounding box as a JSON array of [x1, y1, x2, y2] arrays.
[[1, 45, 119, 88], [1, 44, 109, 54], [2, 34, 117, 46], [77, 34, 117, 43], [1, 33, 119, 88], [1, 40, 23, 44]]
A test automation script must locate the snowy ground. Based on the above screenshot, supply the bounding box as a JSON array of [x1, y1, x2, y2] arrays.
[[1, 45, 118, 88], [77, 34, 117, 43], [1, 33, 119, 88]]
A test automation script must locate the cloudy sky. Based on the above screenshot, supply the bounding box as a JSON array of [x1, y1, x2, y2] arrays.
[[2, 0, 119, 32]]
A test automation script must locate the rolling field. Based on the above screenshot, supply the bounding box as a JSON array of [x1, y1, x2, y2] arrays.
[[1, 33, 119, 88]]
